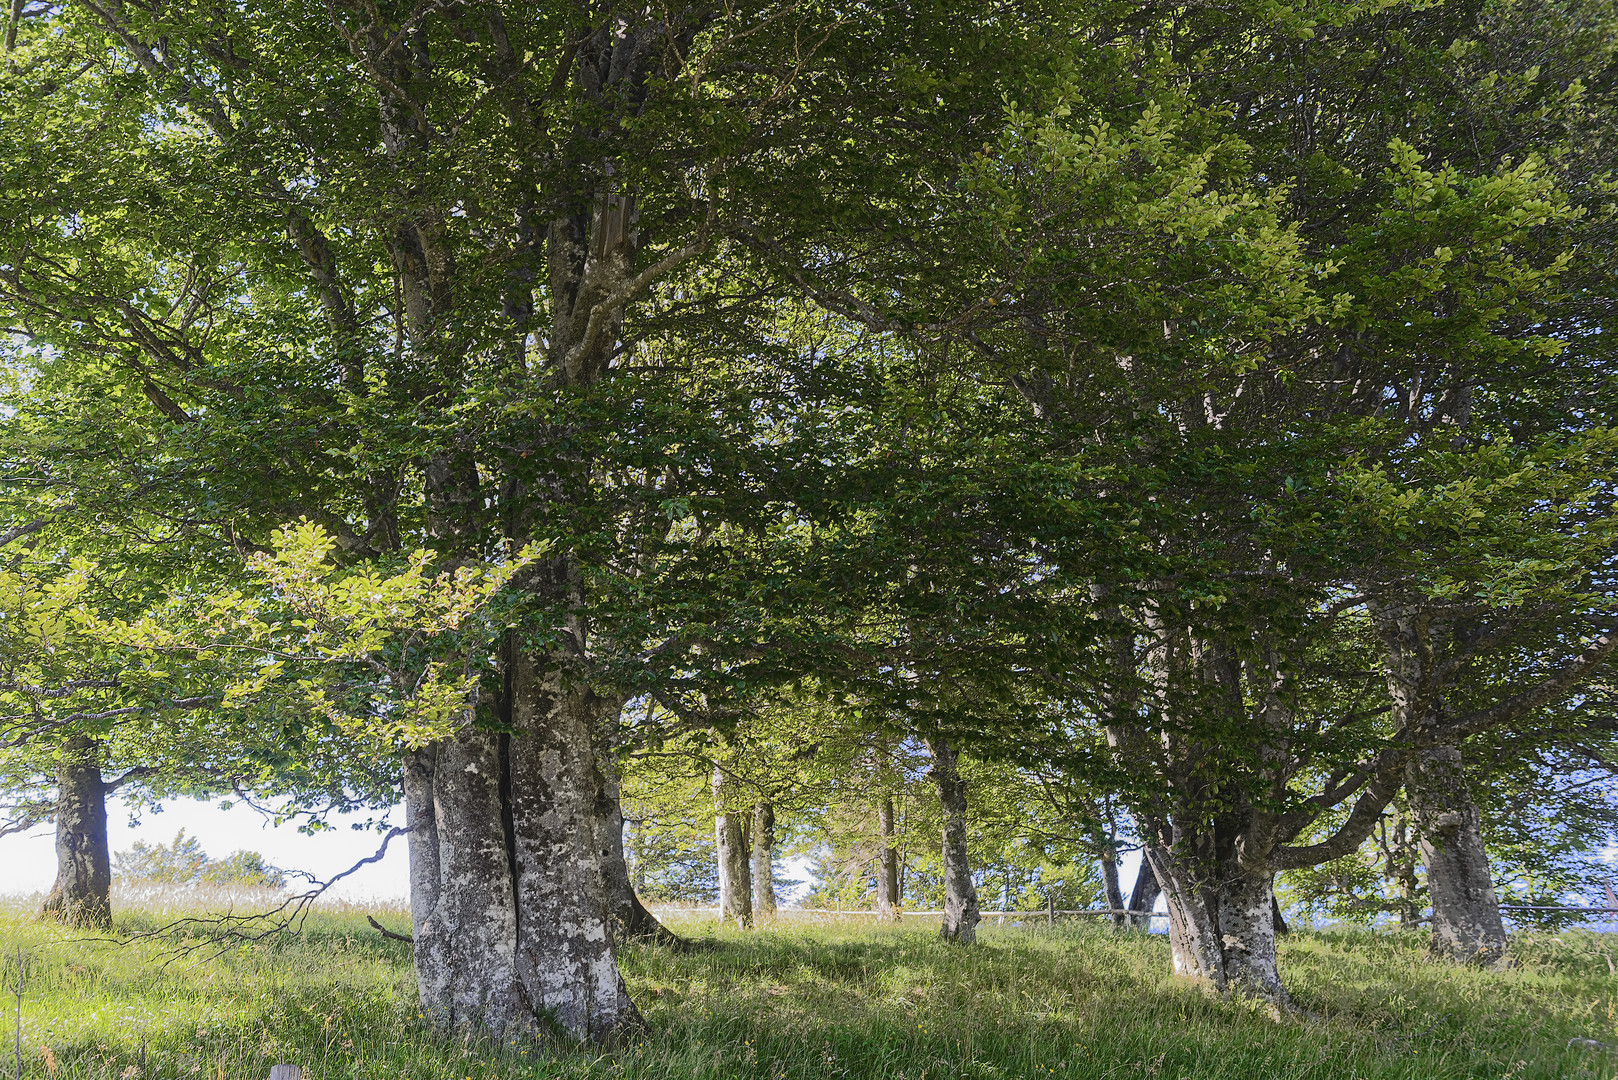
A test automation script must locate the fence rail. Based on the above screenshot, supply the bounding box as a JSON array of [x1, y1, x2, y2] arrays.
[[649, 906, 1162, 919]]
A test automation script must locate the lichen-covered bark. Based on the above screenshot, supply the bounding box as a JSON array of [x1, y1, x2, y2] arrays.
[[39, 736, 110, 930], [1407, 745, 1507, 966], [876, 796, 900, 920], [713, 766, 752, 928], [507, 652, 642, 1041], [927, 737, 979, 944], [413, 725, 527, 1038], [751, 801, 776, 917], [1146, 843, 1288, 1010], [407, 654, 640, 1044]]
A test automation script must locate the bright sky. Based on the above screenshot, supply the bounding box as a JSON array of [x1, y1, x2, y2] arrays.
[[0, 794, 821, 906], [0, 794, 411, 900]]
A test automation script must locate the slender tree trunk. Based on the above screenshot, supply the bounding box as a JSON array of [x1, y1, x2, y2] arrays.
[[1407, 745, 1507, 966], [713, 766, 752, 928], [1098, 836, 1125, 929], [1271, 888, 1289, 936], [927, 737, 979, 944], [751, 801, 776, 917], [407, 651, 641, 1043], [1126, 858, 1160, 931], [401, 745, 439, 944], [40, 736, 111, 930], [876, 796, 900, 920]]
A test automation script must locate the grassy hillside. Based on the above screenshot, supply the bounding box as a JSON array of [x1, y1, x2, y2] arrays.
[[0, 901, 1613, 1080]]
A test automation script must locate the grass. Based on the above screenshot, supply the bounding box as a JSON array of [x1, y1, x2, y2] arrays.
[[0, 897, 1614, 1080]]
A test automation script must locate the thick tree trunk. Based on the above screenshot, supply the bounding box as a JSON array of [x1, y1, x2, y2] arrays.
[[407, 653, 641, 1044], [1126, 858, 1161, 931], [751, 801, 776, 917], [507, 655, 641, 1041], [713, 767, 752, 928], [40, 736, 111, 930], [1146, 844, 1288, 1011], [597, 745, 682, 947], [412, 725, 525, 1037], [876, 796, 900, 920], [1407, 745, 1507, 966], [927, 737, 979, 944]]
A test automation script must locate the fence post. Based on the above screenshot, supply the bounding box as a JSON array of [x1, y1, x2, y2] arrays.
[[1047, 894, 1055, 927], [269, 1065, 301, 1080]]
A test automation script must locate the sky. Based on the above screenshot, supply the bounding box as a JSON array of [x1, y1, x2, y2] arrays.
[[0, 793, 827, 905], [1, 794, 412, 899]]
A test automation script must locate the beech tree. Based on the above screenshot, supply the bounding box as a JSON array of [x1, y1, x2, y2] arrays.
[[0, 0, 1111, 1044]]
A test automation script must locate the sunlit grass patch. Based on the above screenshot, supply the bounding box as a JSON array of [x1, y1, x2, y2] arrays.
[[0, 904, 1611, 1080]]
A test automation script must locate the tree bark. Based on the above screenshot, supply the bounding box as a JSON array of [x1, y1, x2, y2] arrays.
[[927, 737, 979, 944], [407, 653, 641, 1044], [507, 655, 642, 1042], [1407, 744, 1507, 966], [751, 801, 776, 917], [876, 795, 900, 920], [713, 766, 752, 928], [1098, 836, 1125, 929], [401, 745, 440, 943], [1146, 843, 1289, 1011], [40, 735, 111, 930], [1126, 858, 1160, 931]]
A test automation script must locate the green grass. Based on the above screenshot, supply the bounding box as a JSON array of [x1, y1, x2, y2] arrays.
[[0, 900, 1614, 1080]]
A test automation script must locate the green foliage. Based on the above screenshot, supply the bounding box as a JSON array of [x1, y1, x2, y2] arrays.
[[112, 829, 285, 889]]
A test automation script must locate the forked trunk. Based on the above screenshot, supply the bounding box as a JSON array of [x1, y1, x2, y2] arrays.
[[713, 767, 752, 928], [876, 796, 900, 920], [927, 737, 979, 944], [1146, 845, 1288, 1011], [751, 801, 776, 917], [407, 650, 641, 1044], [40, 736, 111, 930], [1126, 859, 1160, 931], [1407, 745, 1507, 966]]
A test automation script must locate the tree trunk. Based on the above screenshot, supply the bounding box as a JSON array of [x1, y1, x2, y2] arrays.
[[751, 801, 776, 917], [713, 766, 752, 928], [39, 736, 111, 930], [1099, 838, 1125, 929], [1407, 745, 1507, 966], [1126, 858, 1160, 931], [1146, 843, 1288, 1011], [401, 745, 439, 944], [927, 737, 979, 944], [507, 655, 642, 1041], [876, 796, 900, 920], [407, 651, 642, 1044]]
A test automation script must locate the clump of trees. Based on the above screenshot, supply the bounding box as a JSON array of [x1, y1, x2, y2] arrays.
[[0, 0, 1615, 1045], [114, 829, 286, 889]]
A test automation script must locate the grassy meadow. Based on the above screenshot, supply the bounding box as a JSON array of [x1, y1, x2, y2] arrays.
[[0, 897, 1614, 1080]]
